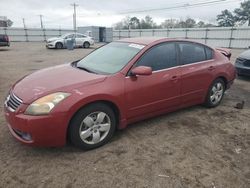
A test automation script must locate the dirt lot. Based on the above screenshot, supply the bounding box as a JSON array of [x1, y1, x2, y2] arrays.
[[0, 42, 249, 188]]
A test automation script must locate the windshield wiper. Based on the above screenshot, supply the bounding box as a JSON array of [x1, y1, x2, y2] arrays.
[[71, 60, 95, 73], [76, 66, 96, 73]]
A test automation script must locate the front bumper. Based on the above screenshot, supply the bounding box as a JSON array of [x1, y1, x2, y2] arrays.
[[46, 42, 56, 49], [4, 105, 68, 147], [235, 64, 250, 76], [0, 41, 10, 47]]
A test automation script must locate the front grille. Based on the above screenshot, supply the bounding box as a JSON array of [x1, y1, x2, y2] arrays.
[[236, 58, 245, 64], [243, 59, 250, 67], [236, 58, 250, 67], [5, 92, 23, 112]]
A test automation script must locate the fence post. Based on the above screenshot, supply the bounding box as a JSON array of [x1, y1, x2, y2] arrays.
[[229, 27, 235, 48], [24, 28, 28, 42], [59, 28, 62, 36], [119, 30, 121, 39], [204, 28, 208, 44], [139, 30, 142, 37], [152, 29, 155, 36], [43, 28, 46, 41], [167, 29, 169, 37], [128, 29, 130, 38], [185, 28, 188, 39]]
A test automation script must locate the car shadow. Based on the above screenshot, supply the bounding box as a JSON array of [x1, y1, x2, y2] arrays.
[[0, 48, 10, 51], [237, 75, 250, 81]]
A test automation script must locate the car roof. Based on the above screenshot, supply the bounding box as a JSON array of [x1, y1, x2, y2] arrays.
[[117, 37, 167, 45], [64, 33, 85, 35]]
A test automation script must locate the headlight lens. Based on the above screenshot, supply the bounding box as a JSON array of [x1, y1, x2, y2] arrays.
[[25, 92, 70, 115]]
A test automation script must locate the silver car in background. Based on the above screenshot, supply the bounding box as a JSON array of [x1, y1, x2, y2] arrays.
[[46, 33, 95, 49]]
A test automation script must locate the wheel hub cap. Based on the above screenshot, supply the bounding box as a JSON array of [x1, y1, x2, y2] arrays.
[[79, 111, 111, 145]]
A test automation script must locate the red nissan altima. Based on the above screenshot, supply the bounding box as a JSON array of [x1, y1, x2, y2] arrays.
[[4, 37, 236, 149]]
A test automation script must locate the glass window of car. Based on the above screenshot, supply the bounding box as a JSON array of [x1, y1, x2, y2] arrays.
[[64, 34, 74, 39], [135, 43, 177, 71], [178, 42, 206, 65], [205, 47, 214, 60], [76, 34, 87, 38], [77, 42, 144, 74]]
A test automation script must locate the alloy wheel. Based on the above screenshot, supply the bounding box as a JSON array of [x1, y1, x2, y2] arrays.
[[79, 111, 111, 145], [210, 82, 224, 105]]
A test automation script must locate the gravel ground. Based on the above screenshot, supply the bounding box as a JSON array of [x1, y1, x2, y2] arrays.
[[0, 42, 249, 188]]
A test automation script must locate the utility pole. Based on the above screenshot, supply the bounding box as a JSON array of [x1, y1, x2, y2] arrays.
[[22, 18, 28, 42], [39, 14, 44, 29], [22, 18, 26, 29], [70, 3, 78, 32]]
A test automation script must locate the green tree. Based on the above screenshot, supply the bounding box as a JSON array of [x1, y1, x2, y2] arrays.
[[197, 21, 205, 28], [216, 9, 236, 27], [160, 19, 179, 28], [129, 17, 140, 29], [6, 19, 13, 27], [234, 0, 250, 26], [140, 15, 156, 29], [113, 16, 131, 29], [185, 18, 196, 28]]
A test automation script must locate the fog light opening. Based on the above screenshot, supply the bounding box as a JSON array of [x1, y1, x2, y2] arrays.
[[13, 129, 32, 141]]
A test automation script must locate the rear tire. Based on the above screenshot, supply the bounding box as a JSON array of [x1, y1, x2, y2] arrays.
[[55, 42, 63, 49], [69, 103, 116, 150], [83, 42, 90, 48], [204, 78, 225, 108]]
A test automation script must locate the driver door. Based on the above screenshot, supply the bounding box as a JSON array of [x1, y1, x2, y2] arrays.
[[125, 42, 181, 119]]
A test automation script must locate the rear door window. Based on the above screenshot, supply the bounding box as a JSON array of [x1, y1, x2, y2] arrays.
[[178, 42, 207, 65]]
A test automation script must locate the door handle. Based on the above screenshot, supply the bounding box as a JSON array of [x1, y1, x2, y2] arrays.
[[208, 66, 215, 71], [170, 75, 178, 81]]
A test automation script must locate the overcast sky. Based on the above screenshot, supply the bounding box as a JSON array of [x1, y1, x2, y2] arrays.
[[0, 0, 243, 29]]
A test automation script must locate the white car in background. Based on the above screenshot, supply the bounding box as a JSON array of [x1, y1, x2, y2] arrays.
[[46, 33, 95, 49]]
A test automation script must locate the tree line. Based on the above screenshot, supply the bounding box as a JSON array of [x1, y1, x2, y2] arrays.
[[114, 0, 250, 29]]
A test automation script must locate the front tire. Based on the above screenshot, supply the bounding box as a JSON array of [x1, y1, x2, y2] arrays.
[[55, 42, 63, 49], [204, 78, 225, 108], [69, 103, 116, 150]]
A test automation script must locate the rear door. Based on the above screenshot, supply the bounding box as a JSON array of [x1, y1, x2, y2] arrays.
[[125, 42, 181, 119], [75, 34, 86, 47], [177, 42, 215, 105]]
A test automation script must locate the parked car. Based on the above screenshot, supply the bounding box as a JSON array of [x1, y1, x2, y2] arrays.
[[0, 34, 10, 47], [235, 49, 250, 76], [46, 33, 95, 49], [4, 37, 236, 150]]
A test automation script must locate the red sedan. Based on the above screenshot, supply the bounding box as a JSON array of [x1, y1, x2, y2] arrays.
[[4, 37, 236, 149]]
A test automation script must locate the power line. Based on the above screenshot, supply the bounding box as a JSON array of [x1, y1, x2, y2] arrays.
[[119, 0, 241, 14]]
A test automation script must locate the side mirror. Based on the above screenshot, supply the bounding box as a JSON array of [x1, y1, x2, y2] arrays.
[[131, 66, 152, 76]]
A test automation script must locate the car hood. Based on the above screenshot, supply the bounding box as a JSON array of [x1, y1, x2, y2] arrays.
[[239, 49, 250, 60], [12, 64, 107, 104]]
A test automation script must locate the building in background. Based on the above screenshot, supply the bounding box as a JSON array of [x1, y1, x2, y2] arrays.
[[78, 26, 113, 42], [0, 16, 7, 27]]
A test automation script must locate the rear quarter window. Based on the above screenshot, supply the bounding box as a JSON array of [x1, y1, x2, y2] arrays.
[[205, 47, 214, 60]]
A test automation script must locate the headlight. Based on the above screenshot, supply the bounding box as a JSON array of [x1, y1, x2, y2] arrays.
[[25, 92, 70, 115]]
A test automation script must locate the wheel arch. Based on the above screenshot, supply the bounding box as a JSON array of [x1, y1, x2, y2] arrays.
[[66, 99, 122, 141], [55, 41, 63, 48], [217, 76, 227, 87]]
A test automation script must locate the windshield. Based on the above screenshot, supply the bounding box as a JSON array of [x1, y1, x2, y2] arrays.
[[77, 42, 145, 74]]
